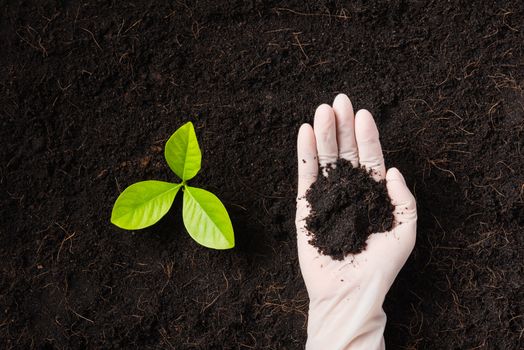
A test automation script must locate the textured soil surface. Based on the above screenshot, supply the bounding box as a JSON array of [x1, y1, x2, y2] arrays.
[[305, 159, 394, 260], [1, 1, 523, 349]]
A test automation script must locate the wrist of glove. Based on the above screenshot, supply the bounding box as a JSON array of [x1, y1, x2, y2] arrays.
[[306, 275, 387, 350]]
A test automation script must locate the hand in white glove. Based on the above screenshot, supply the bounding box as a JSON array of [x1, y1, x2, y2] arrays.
[[295, 94, 417, 350]]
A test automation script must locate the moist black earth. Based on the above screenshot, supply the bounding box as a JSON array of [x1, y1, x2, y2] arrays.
[[1, 1, 523, 349], [305, 159, 394, 260]]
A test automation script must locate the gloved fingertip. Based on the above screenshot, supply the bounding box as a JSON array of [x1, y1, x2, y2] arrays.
[[386, 168, 416, 213], [299, 122, 313, 131], [315, 103, 333, 115], [386, 167, 405, 184], [333, 93, 351, 106], [297, 123, 315, 150]]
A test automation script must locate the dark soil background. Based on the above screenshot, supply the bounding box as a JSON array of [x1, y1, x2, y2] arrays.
[[306, 159, 394, 260], [1, 1, 523, 349]]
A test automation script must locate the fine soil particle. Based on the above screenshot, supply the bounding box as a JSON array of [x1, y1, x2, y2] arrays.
[[305, 159, 394, 260]]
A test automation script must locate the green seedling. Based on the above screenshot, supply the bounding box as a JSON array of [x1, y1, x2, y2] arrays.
[[111, 122, 234, 249]]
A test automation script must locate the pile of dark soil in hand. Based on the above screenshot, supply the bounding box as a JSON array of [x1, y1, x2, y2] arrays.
[[305, 159, 394, 260]]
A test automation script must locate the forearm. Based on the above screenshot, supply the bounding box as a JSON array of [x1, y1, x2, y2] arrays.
[[306, 273, 387, 350]]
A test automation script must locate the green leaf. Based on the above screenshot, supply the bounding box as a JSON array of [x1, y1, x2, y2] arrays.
[[165, 122, 202, 181], [111, 181, 181, 230], [182, 186, 234, 249]]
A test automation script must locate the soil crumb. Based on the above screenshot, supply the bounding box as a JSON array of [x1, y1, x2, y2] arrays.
[[305, 159, 394, 260]]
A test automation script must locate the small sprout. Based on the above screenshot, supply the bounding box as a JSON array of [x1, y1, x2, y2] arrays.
[[111, 122, 234, 250]]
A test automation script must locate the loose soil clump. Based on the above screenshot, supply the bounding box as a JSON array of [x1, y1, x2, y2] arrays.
[[305, 159, 394, 260]]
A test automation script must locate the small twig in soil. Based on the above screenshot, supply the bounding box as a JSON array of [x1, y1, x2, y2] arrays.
[[201, 272, 229, 313], [428, 159, 457, 182], [249, 58, 271, 73], [159, 327, 176, 349], [55, 223, 76, 263], [265, 28, 294, 33], [273, 7, 350, 20], [229, 203, 247, 211], [80, 27, 102, 50], [292, 33, 309, 60], [192, 21, 203, 39], [68, 306, 94, 324], [124, 19, 142, 34], [15, 26, 48, 57], [159, 261, 174, 293], [114, 177, 122, 193], [499, 8, 518, 32]]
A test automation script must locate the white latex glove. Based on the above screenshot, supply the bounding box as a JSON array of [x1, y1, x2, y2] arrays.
[[295, 94, 417, 350]]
